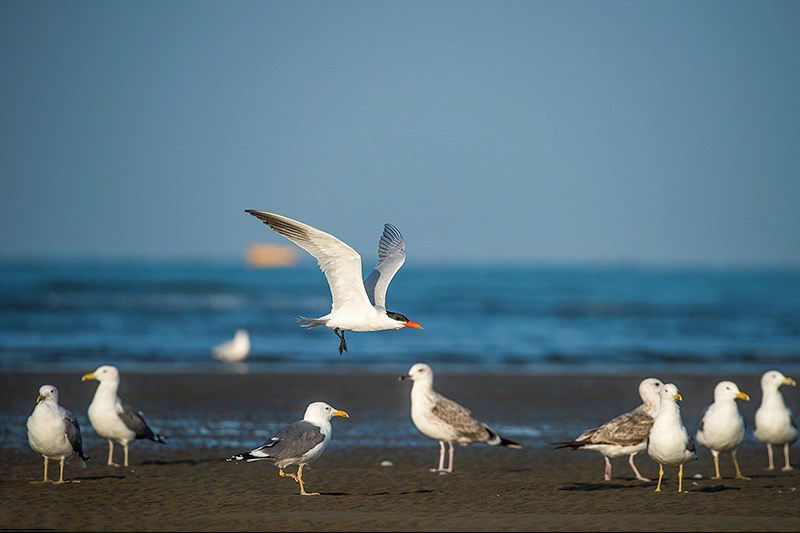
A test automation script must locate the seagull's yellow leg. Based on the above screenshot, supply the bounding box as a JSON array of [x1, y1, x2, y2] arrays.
[[655, 464, 664, 492], [53, 457, 69, 484], [279, 468, 298, 483], [297, 465, 319, 496], [107, 439, 119, 467], [31, 456, 50, 484], [732, 450, 750, 480], [678, 464, 684, 493], [712, 452, 721, 480], [123, 444, 129, 467]]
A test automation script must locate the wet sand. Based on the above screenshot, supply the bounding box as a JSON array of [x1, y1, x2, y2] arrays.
[[1, 371, 798, 531]]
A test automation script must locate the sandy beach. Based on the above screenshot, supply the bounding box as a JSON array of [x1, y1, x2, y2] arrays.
[[2, 371, 798, 531]]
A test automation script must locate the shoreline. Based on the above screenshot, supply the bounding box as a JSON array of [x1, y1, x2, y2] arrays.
[[2, 371, 798, 531]]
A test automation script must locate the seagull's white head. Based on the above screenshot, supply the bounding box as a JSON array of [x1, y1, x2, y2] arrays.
[[761, 370, 796, 390], [82, 364, 120, 384], [400, 363, 434, 384], [36, 384, 59, 405], [386, 311, 423, 331], [713, 380, 750, 402], [639, 378, 664, 409], [303, 402, 349, 425], [660, 383, 682, 404]]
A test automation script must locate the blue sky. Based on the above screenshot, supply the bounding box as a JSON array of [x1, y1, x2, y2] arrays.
[[2, 1, 799, 265]]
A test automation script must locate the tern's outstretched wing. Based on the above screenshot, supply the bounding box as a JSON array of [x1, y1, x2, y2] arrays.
[[363, 224, 406, 309], [246, 210, 373, 313]]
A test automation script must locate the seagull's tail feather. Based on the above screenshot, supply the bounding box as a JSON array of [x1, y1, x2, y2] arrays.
[[227, 451, 268, 463], [297, 316, 327, 328], [151, 433, 166, 445], [553, 440, 585, 450], [485, 425, 522, 449]]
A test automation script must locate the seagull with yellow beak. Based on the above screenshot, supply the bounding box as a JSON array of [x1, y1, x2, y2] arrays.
[[82, 365, 165, 467], [647, 384, 697, 493], [228, 402, 349, 496], [696, 381, 750, 480], [26, 385, 89, 484], [754, 370, 798, 471]]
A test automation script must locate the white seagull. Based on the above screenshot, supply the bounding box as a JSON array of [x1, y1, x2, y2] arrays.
[[754, 370, 797, 471], [228, 402, 349, 496], [246, 210, 422, 354], [695, 381, 750, 480], [212, 329, 251, 370], [556, 378, 663, 482], [400, 363, 521, 474], [647, 383, 697, 493], [26, 385, 89, 484], [82, 365, 166, 467]]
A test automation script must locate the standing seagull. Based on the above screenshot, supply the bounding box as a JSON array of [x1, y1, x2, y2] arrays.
[[647, 383, 697, 493], [228, 402, 349, 496], [401, 363, 521, 474], [556, 378, 663, 482], [246, 210, 422, 354], [212, 329, 251, 372], [26, 385, 89, 484], [82, 365, 166, 467], [696, 381, 750, 480], [754, 370, 797, 471]]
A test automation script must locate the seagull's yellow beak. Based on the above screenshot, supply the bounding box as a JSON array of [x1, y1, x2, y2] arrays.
[[736, 391, 750, 401], [784, 377, 797, 387], [36, 394, 46, 403], [332, 409, 349, 419], [81, 373, 96, 382], [674, 393, 683, 401]]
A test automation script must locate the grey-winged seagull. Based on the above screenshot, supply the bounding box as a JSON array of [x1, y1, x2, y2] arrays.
[[228, 401, 349, 496], [647, 383, 697, 492], [26, 385, 89, 484], [696, 380, 750, 480], [754, 370, 797, 471], [400, 363, 521, 474], [556, 378, 663, 482], [82, 365, 166, 467]]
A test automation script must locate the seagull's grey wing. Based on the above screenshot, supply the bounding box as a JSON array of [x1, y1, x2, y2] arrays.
[[696, 404, 711, 436], [431, 395, 490, 442], [61, 407, 88, 461], [246, 210, 372, 312], [117, 401, 165, 443], [363, 224, 406, 309], [245, 421, 325, 462], [590, 405, 654, 446]]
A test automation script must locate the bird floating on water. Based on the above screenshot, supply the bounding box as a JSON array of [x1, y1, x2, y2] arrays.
[[82, 365, 166, 467], [401, 363, 521, 474], [754, 370, 797, 471], [228, 402, 349, 496], [26, 385, 89, 484], [696, 381, 750, 480], [212, 329, 251, 373], [556, 378, 663, 482], [246, 210, 422, 355]]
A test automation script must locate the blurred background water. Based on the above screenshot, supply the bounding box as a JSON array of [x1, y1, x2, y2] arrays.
[[2, 260, 798, 375]]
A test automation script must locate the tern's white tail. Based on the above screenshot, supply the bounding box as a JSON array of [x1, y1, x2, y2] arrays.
[[297, 317, 327, 328]]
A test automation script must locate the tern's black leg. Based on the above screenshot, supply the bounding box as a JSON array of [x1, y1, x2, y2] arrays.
[[334, 328, 348, 355]]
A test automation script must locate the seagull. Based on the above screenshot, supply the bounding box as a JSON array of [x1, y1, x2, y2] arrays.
[[212, 329, 251, 371], [754, 370, 797, 471], [82, 365, 166, 467], [227, 402, 349, 496], [555, 378, 663, 482], [647, 383, 696, 493], [400, 363, 521, 474], [245, 210, 422, 354], [26, 385, 89, 484], [696, 381, 750, 480]]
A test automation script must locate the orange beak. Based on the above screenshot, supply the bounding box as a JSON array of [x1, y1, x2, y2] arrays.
[[404, 321, 423, 330]]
